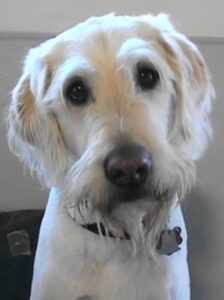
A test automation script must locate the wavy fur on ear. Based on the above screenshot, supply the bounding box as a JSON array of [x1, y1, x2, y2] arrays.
[[7, 46, 68, 187], [172, 33, 214, 160], [154, 14, 215, 159]]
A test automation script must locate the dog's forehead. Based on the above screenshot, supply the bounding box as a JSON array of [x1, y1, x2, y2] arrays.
[[56, 14, 160, 44], [47, 14, 171, 68]]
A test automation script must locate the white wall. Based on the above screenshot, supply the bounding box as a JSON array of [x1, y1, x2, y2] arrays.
[[0, 0, 224, 37]]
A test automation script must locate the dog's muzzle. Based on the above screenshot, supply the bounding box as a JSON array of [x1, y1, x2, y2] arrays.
[[104, 142, 152, 200]]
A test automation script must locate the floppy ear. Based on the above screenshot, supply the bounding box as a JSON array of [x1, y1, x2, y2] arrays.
[[174, 34, 215, 160], [7, 45, 68, 187], [155, 14, 215, 160]]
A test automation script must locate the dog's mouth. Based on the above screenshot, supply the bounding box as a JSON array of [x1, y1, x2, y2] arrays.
[[106, 184, 174, 213], [66, 183, 177, 246]]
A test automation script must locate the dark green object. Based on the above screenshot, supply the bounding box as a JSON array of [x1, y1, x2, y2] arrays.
[[0, 210, 44, 300]]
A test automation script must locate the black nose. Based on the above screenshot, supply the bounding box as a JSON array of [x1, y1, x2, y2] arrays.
[[104, 143, 152, 188]]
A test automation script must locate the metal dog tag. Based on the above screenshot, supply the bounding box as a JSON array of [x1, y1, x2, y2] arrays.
[[157, 227, 183, 256]]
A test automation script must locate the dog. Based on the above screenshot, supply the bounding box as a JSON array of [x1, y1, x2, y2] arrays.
[[7, 13, 214, 300]]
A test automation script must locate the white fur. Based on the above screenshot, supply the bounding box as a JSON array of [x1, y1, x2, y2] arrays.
[[7, 13, 214, 300], [31, 189, 189, 300]]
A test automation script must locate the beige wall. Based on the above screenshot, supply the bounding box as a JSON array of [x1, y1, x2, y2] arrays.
[[0, 0, 224, 37]]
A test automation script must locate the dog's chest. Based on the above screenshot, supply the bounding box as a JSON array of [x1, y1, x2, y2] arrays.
[[70, 250, 167, 300], [31, 191, 188, 300], [38, 226, 168, 300]]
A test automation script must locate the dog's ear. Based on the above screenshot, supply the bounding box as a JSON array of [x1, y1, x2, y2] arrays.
[[154, 14, 215, 160], [7, 44, 68, 187], [175, 34, 215, 160]]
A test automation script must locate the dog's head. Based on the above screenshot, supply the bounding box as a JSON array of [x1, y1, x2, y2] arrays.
[[8, 14, 214, 241]]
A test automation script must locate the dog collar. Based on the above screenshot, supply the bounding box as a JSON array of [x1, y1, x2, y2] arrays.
[[81, 222, 131, 240], [80, 222, 182, 256]]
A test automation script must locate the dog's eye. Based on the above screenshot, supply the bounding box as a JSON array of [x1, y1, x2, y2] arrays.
[[65, 78, 89, 105], [136, 64, 160, 90]]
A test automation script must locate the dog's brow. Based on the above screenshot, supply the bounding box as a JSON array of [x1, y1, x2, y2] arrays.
[[59, 58, 94, 90], [118, 38, 148, 56], [60, 55, 93, 75]]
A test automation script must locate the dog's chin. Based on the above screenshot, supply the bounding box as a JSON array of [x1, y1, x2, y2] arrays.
[[66, 180, 176, 242], [98, 187, 176, 241]]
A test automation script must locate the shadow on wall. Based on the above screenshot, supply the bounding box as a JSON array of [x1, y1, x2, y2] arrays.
[[183, 186, 217, 300]]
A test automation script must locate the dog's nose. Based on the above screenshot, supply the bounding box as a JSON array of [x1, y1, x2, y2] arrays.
[[104, 143, 152, 188]]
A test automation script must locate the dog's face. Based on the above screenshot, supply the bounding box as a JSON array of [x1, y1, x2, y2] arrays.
[[8, 14, 214, 240]]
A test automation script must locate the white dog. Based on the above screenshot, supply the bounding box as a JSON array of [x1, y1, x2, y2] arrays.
[[7, 13, 214, 300]]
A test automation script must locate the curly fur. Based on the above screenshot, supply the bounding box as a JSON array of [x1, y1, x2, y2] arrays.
[[7, 13, 214, 300]]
